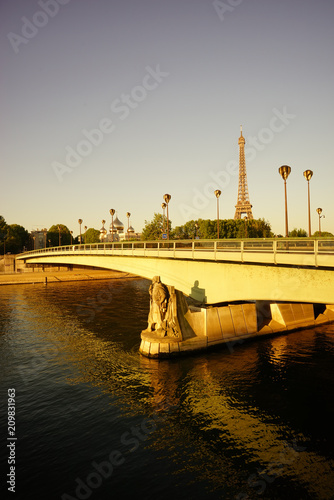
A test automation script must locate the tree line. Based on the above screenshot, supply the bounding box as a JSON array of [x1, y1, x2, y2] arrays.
[[1, 213, 332, 254], [141, 214, 273, 240], [0, 217, 101, 254]]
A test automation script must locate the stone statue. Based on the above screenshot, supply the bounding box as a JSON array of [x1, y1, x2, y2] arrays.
[[147, 276, 170, 334]]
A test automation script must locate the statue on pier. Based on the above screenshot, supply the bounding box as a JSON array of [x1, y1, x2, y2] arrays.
[[146, 276, 180, 338]]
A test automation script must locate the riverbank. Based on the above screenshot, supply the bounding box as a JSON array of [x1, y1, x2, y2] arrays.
[[0, 269, 140, 286]]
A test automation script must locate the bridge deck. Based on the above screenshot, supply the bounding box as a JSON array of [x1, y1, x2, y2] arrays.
[[17, 238, 334, 268]]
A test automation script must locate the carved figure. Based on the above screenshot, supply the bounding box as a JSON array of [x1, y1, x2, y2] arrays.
[[147, 276, 169, 333]]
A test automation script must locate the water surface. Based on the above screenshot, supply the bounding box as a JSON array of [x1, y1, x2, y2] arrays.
[[1, 278, 334, 499]]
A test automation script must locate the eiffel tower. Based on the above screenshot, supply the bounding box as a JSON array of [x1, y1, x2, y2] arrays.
[[234, 126, 253, 219]]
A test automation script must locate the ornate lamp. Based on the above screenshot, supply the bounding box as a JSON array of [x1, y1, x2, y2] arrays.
[[316, 208, 325, 236], [303, 170, 313, 236], [126, 212, 131, 240], [163, 194, 171, 240], [109, 209, 115, 242], [214, 190, 221, 239], [278, 165, 291, 237], [78, 219, 83, 244]]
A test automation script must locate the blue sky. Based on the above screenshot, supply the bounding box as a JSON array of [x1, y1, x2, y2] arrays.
[[1, 0, 333, 236]]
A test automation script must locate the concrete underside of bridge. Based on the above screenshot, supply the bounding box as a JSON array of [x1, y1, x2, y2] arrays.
[[22, 254, 334, 358], [23, 253, 334, 304]]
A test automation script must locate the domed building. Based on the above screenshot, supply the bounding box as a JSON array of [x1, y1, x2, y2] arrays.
[[106, 214, 141, 242], [113, 216, 124, 234], [107, 214, 124, 242], [99, 220, 107, 242]]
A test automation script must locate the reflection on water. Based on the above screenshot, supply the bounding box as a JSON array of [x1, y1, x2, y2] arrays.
[[1, 279, 334, 499]]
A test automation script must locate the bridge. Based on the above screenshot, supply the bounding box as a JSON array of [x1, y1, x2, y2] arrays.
[[17, 238, 334, 357]]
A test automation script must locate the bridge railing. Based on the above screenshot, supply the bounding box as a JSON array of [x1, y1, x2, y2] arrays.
[[16, 238, 334, 268]]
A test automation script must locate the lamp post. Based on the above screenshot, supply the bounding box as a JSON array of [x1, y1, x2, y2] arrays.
[[163, 194, 171, 240], [109, 209, 115, 242], [244, 216, 249, 238], [316, 208, 325, 236], [278, 165, 291, 237], [214, 190, 221, 239], [70, 231, 73, 245], [126, 212, 131, 240], [58, 225, 61, 246], [303, 170, 313, 237], [195, 222, 199, 240], [161, 203, 166, 236], [78, 219, 83, 244], [84, 226, 87, 244]]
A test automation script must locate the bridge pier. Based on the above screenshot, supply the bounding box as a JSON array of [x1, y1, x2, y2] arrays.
[[140, 277, 334, 358]]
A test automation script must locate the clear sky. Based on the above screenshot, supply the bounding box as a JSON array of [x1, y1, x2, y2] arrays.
[[1, 0, 334, 236]]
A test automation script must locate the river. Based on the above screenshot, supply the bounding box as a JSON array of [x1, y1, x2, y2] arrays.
[[1, 277, 334, 499]]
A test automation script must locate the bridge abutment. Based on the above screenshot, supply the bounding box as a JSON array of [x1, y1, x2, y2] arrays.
[[140, 278, 334, 358]]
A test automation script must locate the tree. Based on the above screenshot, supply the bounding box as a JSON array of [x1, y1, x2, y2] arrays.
[[0, 218, 29, 254], [0, 216, 8, 253], [289, 228, 308, 237], [246, 218, 273, 238], [312, 231, 333, 238], [5, 224, 30, 253], [47, 224, 71, 246], [141, 213, 172, 240], [172, 220, 199, 239], [172, 218, 273, 239], [84, 228, 100, 243]]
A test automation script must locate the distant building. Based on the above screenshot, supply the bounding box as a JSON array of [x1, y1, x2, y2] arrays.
[[99, 216, 141, 242], [30, 229, 47, 249]]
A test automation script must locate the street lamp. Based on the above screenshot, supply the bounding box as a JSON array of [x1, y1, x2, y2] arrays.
[[214, 190, 221, 239], [70, 231, 73, 245], [126, 212, 131, 240], [163, 194, 171, 240], [195, 222, 199, 240], [303, 170, 313, 237], [316, 208, 325, 236], [84, 226, 87, 244], [244, 216, 249, 238], [109, 209, 115, 242], [278, 165, 291, 237], [78, 219, 83, 244], [161, 203, 166, 236], [58, 225, 61, 246]]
